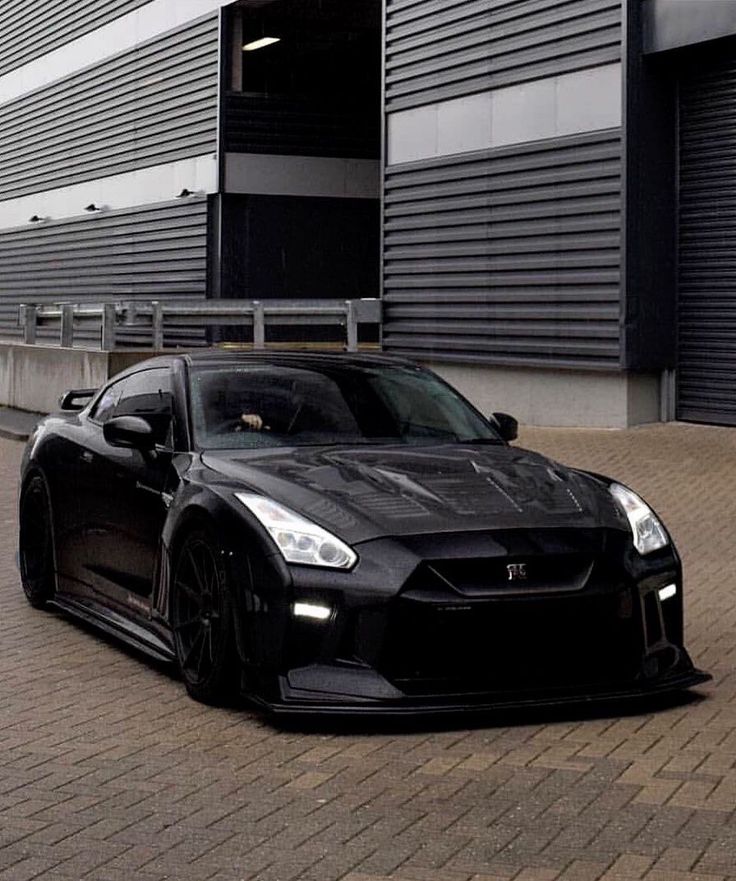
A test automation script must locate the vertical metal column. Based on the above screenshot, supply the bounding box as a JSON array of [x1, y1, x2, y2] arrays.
[[23, 306, 37, 345], [345, 301, 358, 352], [253, 302, 265, 349], [660, 368, 677, 423], [152, 301, 164, 350], [60, 304, 74, 348], [101, 303, 116, 350]]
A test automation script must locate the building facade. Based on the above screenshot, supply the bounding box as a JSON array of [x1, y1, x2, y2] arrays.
[[0, 0, 381, 347], [1, 1, 735, 427]]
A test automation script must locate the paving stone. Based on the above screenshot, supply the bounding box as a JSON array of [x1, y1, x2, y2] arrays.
[[2, 424, 736, 879]]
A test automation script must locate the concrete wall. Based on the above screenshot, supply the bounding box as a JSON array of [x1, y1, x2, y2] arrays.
[[0, 344, 158, 413], [643, 0, 736, 54], [0, 342, 663, 428], [424, 362, 662, 429]]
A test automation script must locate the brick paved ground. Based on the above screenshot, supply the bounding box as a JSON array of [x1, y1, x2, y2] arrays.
[[1, 423, 735, 881]]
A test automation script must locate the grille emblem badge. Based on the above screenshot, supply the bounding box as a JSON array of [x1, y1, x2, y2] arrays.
[[507, 563, 528, 582]]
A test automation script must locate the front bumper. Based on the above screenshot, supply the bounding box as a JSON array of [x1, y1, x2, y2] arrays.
[[246, 529, 712, 716]]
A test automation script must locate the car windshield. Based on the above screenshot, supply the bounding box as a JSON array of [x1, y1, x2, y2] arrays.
[[189, 363, 501, 450]]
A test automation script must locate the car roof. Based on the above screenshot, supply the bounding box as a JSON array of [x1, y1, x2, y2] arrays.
[[102, 350, 418, 386], [182, 350, 416, 370]]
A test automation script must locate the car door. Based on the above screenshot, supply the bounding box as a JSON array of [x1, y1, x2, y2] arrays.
[[53, 375, 127, 599], [74, 367, 176, 617]]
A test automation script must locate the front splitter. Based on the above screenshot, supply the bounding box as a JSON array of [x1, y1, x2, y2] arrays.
[[253, 667, 712, 718]]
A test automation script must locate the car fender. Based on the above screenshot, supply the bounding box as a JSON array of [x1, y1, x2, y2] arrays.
[[156, 481, 292, 670], [573, 467, 679, 552]]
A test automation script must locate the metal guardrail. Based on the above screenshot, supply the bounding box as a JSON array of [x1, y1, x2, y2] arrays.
[[18, 298, 381, 352]]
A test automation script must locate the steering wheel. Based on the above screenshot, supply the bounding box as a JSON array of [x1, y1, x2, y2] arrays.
[[210, 417, 270, 435]]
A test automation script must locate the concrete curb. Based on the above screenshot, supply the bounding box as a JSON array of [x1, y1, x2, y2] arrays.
[[0, 408, 44, 443], [0, 426, 32, 442]]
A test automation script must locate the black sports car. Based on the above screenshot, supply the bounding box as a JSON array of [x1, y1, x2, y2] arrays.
[[19, 352, 710, 714]]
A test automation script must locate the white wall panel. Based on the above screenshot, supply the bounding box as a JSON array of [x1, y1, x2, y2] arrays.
[[0, 155, 217, 231], [0, 0, 229, 107], [387, 63, 622, 165]]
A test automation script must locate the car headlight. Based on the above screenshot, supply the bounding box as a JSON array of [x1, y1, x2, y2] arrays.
[[235, 493, 357, 569], [609, 483, 669, 555]]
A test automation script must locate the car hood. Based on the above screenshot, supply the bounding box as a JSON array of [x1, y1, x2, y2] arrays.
[[201, 443, 625, 544]]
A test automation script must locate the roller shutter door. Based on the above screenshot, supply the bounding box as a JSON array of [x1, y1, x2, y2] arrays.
[[678, 56, 736, 424]]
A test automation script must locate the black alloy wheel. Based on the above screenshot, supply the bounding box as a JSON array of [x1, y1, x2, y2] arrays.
[[19, 475, 55, 609], [171, 527, 238, 705]]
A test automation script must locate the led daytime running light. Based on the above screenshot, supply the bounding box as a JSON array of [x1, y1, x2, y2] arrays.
[[293, 602, 331, 620]]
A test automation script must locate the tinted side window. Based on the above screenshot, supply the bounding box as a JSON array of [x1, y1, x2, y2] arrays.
[[90, 378, 126, 425], [113, 369, 173, 445]]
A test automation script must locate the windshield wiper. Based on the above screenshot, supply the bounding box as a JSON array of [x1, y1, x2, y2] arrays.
[[457, 437, 504, 445], [290, 437, 397, 447]]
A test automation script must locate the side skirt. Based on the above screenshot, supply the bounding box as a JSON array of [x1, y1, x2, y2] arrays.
[[50, 595, 176, 664]]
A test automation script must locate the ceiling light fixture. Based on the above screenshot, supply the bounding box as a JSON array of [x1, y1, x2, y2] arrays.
[[243, 36, 280, 51]]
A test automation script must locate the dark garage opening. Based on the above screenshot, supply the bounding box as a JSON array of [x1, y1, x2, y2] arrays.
[[219, 194, 380, 302], [213, 0, 381, 344], [225, 0, 381, 159]]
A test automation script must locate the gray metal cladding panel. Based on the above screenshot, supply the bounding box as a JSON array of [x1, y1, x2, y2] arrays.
[[678, 54, 736, 425], [0, 0, 152, 77], [383, 130, 622, 368], [385, 0, 622, 110], [0, 200, 208, 345], [0, 15, 219, 203]]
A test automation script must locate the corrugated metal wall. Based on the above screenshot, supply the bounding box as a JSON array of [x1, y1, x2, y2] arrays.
[[0, 14, 219, 202], [0, 200, 208, 344], [0, 0, 152, 77], [385, 0, 622, 111], [225, 94, 380, 159], [383, 0, 623, 369], [677, 54, 736, 425], [383, 131, 622, 368]]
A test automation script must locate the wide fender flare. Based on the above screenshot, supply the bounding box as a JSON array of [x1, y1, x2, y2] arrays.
[[158, 483, 292, 665], [162, 483, 278, 559], [574, 468, 680, 562]]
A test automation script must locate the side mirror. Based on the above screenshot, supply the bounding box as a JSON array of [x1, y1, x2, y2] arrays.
[[492, 411, 519, 443], [103, 416, 155, 450], [59, 388, 97, 411]]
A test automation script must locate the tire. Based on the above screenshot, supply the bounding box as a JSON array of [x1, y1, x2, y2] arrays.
[[19, 475, 56, 609], [171, 525, 239, 705]]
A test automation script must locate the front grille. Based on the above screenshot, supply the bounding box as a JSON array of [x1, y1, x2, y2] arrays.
[[376, 589, 643, 696], [426, 554, 594, 596]]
